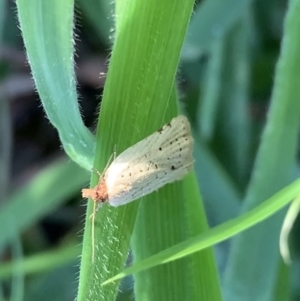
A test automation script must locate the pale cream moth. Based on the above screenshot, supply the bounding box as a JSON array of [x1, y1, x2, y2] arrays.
[[82, 115, 194, 207], [82, 115, 194, 260]]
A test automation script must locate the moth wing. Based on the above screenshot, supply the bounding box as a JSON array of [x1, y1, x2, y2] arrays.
[[105, 115, 194, 207]]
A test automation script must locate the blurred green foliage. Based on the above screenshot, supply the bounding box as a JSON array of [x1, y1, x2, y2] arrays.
[[0, 0, 300, 300]]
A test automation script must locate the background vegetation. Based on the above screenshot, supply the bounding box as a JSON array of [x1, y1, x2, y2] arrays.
[[0, 0, 300, 300]]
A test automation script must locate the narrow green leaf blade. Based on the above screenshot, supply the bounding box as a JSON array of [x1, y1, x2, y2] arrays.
[[223, 0, 300, 299], [102, 177, 300, 285], [16, 0, 95, 169]]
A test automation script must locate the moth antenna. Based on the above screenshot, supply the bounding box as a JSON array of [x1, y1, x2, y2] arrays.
[[105, 152, 115, 171], [113, 145, 117, 160], [92, 151, 115, 180]]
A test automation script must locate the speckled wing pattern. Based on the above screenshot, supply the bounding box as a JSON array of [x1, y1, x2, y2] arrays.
[[104, 115, 194, 207]]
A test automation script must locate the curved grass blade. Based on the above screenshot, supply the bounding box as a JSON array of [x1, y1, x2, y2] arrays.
[[102, 177, 300, 285]]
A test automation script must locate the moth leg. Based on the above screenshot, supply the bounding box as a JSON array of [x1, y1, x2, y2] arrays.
[[92, 168, 101, 177], [96, 202, 103, 212]]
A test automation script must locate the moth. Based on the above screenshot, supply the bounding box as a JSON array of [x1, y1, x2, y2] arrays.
[[82, 115, 194, 259], [82, 115, 194, 207]]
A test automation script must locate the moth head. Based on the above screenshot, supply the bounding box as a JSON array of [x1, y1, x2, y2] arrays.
[[82, 188, 98, 201], [81, 179, 108, 203]]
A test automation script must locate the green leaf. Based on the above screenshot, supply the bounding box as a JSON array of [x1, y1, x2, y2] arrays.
[[209, 17, 251, 189], [194, 140, 240, 225], [77, 0, 221, 300], [102, 177, 300, 285], [77, 0, 115, 45], [16, 0, 95, 170], [181, 0, 251, 61], [0, 0, 5, 41], [0, 245, 80, 281], [223, 0, 300, 299], [0, 158, 88, 248]]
